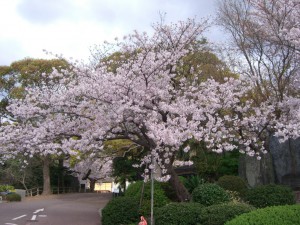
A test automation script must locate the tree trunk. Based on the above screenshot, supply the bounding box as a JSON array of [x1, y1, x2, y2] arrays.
[[21, 173, 28, 192], [58, 159, 65, 193], [42, 156, 52, 195], [157, 151, 191, 202], [122, 179, 127, 192], [89, 179, 96, 192], [168, 166, 191, 201]]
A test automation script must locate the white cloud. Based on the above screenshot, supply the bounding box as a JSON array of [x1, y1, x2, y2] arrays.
[[0, 0, 223, 66], [17, 0, 73, 24]]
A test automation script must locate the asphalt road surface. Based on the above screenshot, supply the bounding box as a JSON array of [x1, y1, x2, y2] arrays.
[[0, 193, 112, 225]]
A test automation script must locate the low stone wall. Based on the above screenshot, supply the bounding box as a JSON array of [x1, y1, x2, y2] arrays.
[[15, 189, 26, 200]]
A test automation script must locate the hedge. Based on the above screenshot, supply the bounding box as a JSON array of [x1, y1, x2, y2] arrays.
[[199, 202, 255, 225], [101, 196, 139, 225], [245, 184, 296, 208], [217, 175, 248, 197], [192, 183, 230, 206], [6, 193, 21, 202], [155, 202, 203, 225], [225, 204, 300, 225]]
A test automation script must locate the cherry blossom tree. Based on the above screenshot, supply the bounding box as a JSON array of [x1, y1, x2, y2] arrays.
[[0, 62, 72, 195], [68, 155, 112, 192], [1, 17, 298, 201], [0, 58, 69, 124]]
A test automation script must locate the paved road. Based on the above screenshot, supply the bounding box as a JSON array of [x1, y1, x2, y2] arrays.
[[0, 193, 112, 225]]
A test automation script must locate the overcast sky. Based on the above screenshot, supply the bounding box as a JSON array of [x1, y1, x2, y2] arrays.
[[0, 0, 225, 66]]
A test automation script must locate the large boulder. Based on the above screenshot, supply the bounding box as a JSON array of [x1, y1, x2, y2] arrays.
[[239, 136, 300, 189], [269, 136, 300, 186], [239, 153, 274, 187]]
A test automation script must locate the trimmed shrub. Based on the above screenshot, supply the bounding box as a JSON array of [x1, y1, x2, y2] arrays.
[[6, 193, 21, 202], [155, 202, 203, 225], [192, 183, 230, 206], [225, 204, 300, 225], [125, 181, 170, 216], [101, 196, 139, 225], [218, 175, 248, 197], [199, 202, 255, 225], [245, 184, 296, 208], [126, 181, 169, 202]]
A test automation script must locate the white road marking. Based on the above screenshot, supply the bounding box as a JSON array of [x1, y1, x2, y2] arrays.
[[12, 214, 27, 220], [5, 223, 18, 225], [39, 215, 47, 217], [31, 215, 37, 221], [33, 208, 44, 214]]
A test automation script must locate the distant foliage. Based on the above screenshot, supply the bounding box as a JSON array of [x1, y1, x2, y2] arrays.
[[245, 184, 296, 208], [217, 150, 240, 176], [155, 202, 203, 225], [190, 141, 240, 181], [0, 185, 14, 192], [192, 183, 230, 206], [218, 175, 248, 197], [225, 205, 300, 225], [182, 175, 206, 194], [101, 196, 139, 225], [199, 202, 255, 225]]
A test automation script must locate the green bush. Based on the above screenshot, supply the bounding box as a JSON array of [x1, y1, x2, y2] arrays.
[[192, 183, 230, 206], [6, 193, 21, 202], [183, 175, 206, 194], [225, 204, 300, 225], [125, 181, 170, 216], [245, 184, 296, 208], [101, 196, 139, 225], [199, 202, 255, 225], [178, 176, 187, 184], [218, 175, 248, 197], [0, 185, 15, 192], [125, 181, 143, 197], [155, 202, 203, 225]]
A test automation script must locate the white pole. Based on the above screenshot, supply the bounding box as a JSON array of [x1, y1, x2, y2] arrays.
[[150, 156, 154, 225]]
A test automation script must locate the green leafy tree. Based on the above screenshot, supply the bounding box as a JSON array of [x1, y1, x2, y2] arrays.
[[112, 146, 145, 192], [176, 41, 238, 84], [179, 140, 239, 181], [0, 58, 68, 122], [0, 156, 43, 191]]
